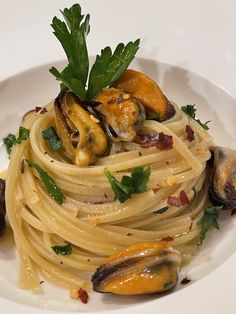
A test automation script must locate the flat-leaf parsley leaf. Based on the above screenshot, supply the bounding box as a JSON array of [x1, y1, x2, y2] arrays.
[[42, 126, 62, 151], [25, 159, 65, 204], [3, 126, 30, 157], [52, 243, 72, 255], [197, 205, 222, 245], [50, 4, 140, 100], [181, 104, 210, 130], [104, 166, 150, 203]]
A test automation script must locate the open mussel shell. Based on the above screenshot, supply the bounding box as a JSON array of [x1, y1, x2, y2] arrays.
[[113, 69, 176, 122], [54, 91, 108, 166], [209, 146, 236, 209], [91, 242, 182, 295], [0, 179, 6, 237]]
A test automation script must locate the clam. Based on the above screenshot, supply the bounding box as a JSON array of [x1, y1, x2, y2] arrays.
[[112, 69, 175, 122], [54, 91, 108, 166], [95, 88, 146, 142], [209, 146, 236, 209], [91, 242, 182, 295]]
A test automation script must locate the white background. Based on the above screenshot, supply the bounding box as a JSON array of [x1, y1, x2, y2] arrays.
[[0, 0, 236, 313], [1, 0, 236, 97]]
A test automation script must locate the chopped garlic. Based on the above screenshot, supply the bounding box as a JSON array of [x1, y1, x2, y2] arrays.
[[167, 175, 176, 186], [123, 93, 130, 100], [90, 115, 100, 123], [89, 219, 99, 227], [70, 287, 79, 299]]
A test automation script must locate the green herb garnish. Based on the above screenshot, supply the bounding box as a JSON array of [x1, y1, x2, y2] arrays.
[[42, 127, 62, 151], [163, 280, 172, 289], [25, 159, 65, 204], [154, 206, 169, 214], [52, 243, 72, 255], [197, 205, 222, 245], [87, 40, 140, 100], [152, 112, 161, 122], [104, 166, 150, 203], [50, 4, 139, 100], [181, 104, 210, 130], [192, 186, 197, 196], [3, 126, 30, 157]]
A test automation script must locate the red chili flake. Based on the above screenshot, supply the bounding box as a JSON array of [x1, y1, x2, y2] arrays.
[[140, 132, 173, 150], [181, 276, 191, 285], [78, 288, 89, 304], [39, 281, 44, 285], [107, 97, 116, 104], [93, 200, 111, 205], [189, 222, 193, 231], [93, 201, 106, 204], [35, 106, 42, 113], [231, 208, 236, 216], [224, 182, 236, 200], [161, 236, 174, 242], [40, 107, 48, 114], [179, 190, 189, 205], [167, 196, 182, 207], [117, 94, 124, 104], [185, 125, 195, 142], [20, 159, 25, 174]]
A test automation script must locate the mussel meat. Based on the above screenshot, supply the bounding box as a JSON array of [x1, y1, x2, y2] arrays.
[[112, 69, 175, 122], [95, 88, 146, 142], [209, 146, 236, 209], [91, 242, 182, 295], [54, 91, 108, 166]]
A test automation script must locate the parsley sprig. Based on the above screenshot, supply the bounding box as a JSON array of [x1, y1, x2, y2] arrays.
[[3, 126, 30, 157], [104, 166, 150, 203], [181, 104, 210, 130], [50, 4, 140, 100], [197, 205, 222, 245]]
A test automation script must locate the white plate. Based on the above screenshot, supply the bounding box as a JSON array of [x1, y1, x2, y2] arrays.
[[0, 58, 236, 313]]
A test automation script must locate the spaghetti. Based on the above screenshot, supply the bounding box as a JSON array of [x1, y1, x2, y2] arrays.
[[5, 100, 212, 294]]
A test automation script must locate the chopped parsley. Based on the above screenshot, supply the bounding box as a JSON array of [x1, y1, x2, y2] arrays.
[[25, 159, 65, 204], [154, 206, 169, 214], [163, 280, 172, 289], [181, 104, 210, 130], [197, 205, 222, 245], [50, 3, 140, 100], [192, 186, 197, 196], [104, 166, 151, 203], [42, 126, 62, 151], [3, 126, 30, 157], [51, 243, 72, 255]]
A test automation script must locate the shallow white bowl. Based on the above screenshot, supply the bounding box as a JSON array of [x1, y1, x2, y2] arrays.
[[0, 58, 236, 313]]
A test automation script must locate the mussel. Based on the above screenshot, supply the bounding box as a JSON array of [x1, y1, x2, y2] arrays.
[[95, 88, 146, 142], [0, 179, 6, 237], [91, 242, 182, 295], [54, 91, 108, 166], [112, 69, 175, 122], [209, 146, 236, 209]]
